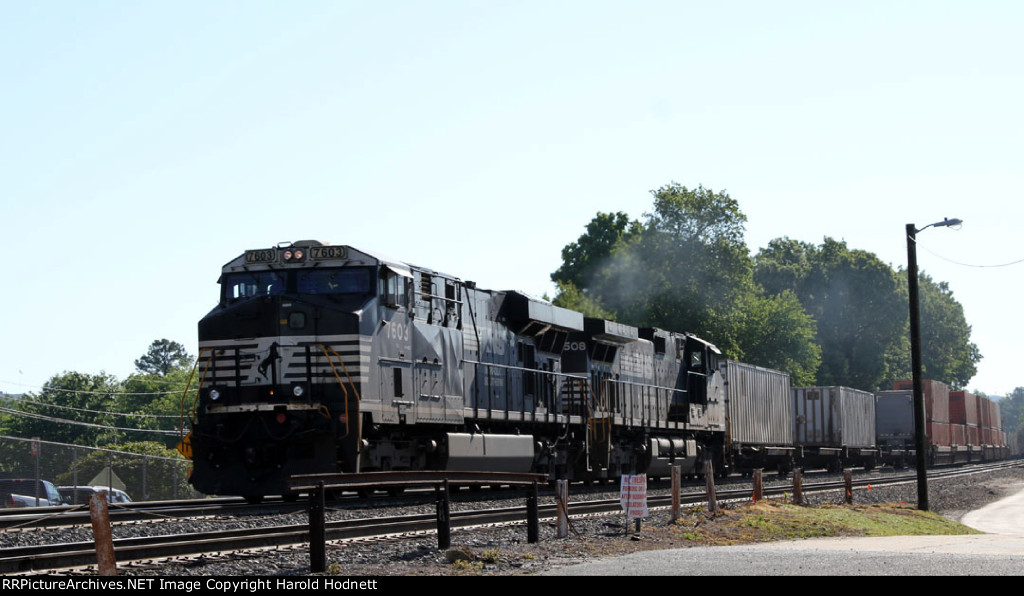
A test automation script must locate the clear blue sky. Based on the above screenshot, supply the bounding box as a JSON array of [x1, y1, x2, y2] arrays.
[[2, 1, 1022, 397]]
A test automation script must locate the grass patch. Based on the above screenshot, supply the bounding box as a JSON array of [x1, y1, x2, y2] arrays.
[[668, 501, 981, 547]]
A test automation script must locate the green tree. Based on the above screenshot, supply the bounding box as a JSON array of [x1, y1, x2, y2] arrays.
[[551, 211, 641, 291], [5, 371, 124, 446], [550, 281, 618, 320], [755, 237, 906, 390], [914, 273, 981, 389], [117, 367, 196, 449], [878, 273, 981, 389], [733, 291, 821, 387], [553, 184, 821, 383], [134, 339, 193, 377], [577, 184, 755, 355], [998, 388, 1024, 435]]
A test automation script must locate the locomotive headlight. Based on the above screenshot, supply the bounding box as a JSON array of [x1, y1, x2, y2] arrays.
[[292, 385, 304, 398], [282, 249, 305, 263], [209, 389, 221, 401]]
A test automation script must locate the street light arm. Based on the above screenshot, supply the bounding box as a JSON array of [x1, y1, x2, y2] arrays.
[[915, 218, 963, 233]]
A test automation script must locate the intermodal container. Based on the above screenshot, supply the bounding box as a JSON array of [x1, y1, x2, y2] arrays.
[[893, 379, 950, 423], [793, 386, 876, 448], [875, 390, 914, 445], [720, 360, 792, 446], [949, 391, 979, 426], [928, 421, 950, 447]]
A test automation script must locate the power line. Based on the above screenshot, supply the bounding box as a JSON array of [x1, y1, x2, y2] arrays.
[[0, 379, 188, 397], [918, 244, 1024, 268], [7, 397, 180, 420], [0, 405, 180, 436]]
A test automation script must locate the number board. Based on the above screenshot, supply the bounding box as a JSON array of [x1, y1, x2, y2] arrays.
[[245, 249, 277, 264], [310, 246, 348, 260]]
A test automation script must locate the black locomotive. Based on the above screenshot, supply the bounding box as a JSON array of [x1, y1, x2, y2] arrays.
[[183, 241, 726, 501]]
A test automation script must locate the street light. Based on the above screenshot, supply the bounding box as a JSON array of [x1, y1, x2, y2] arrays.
[[905, 217, 962, 511]]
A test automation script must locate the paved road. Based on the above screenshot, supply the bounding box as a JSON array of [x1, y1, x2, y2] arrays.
[[543, 483, 1024, 575]]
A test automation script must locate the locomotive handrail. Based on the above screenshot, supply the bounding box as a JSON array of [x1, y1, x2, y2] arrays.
[[582, 378, 610, 443], [460, 358, 586, 376], [597, 377, 685, 425], [179, 347, 214, 435], [413, 289, 464, 306], [316, 344, 362, 440]]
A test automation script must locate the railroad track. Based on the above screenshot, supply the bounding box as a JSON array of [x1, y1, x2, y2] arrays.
[[0, 498, 308, 532], [0, 469, 804, 532], [3, 461, 1019, 575]]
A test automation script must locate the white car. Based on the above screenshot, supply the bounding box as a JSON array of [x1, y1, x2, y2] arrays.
[[57, 486, 133, 505]]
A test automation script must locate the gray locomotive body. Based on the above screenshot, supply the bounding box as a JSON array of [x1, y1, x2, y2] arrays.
[[187, 241, 726, 500]]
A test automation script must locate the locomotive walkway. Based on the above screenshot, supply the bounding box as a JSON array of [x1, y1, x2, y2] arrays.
[[544, 482, 1024, 575]]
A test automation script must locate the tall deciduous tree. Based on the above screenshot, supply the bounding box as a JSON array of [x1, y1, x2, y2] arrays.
[[5, 371, 123, 446], [551, 211, 641, 291], [913, 273, 981, 389], [577, 184, 756, 355], [733, 290, 821, 387], [552, 184, 821, 383], [755, 237, 906, 390]]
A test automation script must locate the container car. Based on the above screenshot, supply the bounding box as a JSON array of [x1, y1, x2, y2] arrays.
[[793, 386, 877, 471]]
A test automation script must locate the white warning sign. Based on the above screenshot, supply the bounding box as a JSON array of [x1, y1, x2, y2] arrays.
[[620, 474, 648, 519]]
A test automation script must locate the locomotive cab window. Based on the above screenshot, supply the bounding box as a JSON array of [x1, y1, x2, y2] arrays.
[[379, 267, 410, 308], [689, 349, 703, 370], [297, 268, 372, 296], [223, 272, 287, 302]]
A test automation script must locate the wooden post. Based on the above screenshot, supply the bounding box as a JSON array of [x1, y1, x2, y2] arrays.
[[671, 465, 681, 522], [436, 479, 451, 549], [309, 482, 326, 573], [844, 469, 853, 504], [792, 468, 803, 505], [527, 480, 539, 543], [704, 459, 719, 515], [753, 468, 764, 502], [556, 479, 569, 539], [89, 492, 117, 576]]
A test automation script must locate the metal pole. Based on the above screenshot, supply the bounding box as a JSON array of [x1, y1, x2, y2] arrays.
[[33, 439, 40, 507], [310, 482, 326, 573], [671, 465, 681, 522], [436, 479, 451, 549], [792, 468, 803, 505], [527, 480, 539, 544], [906, 223, 930, 511]]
